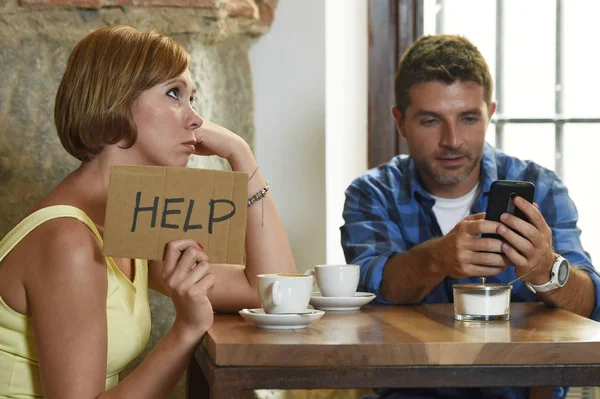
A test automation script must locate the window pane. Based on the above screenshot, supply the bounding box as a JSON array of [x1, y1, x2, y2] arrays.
[[486, 122, 497, 147], [563, 124, 600, 263], [563, 0, 600, 116], [502, 0, 556, 118], [435, 0, 497, 86], [423, 0, 438, 35], [502, 124, 556, 171]]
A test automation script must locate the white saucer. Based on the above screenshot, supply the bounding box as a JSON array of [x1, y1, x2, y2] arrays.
[[239, 308, 325, 330], [309, 292, 376, 311]]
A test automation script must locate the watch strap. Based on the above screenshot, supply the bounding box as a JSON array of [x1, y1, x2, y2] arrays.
[[524, 254, 568, 293], [525, 280, 560, 293]]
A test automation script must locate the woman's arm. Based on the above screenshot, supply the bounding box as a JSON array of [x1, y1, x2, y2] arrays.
[[27, 220, 214, 399], [148, 121, 296, 312], [212, 159, 297, 311], [197, 121, 296, 311]]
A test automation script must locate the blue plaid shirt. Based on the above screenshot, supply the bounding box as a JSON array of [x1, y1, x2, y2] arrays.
[[341, 143, 600, 399]]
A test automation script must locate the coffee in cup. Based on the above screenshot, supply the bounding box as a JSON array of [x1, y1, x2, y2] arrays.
[[257, 273, 313, 314], [305, 264, 359, 297]]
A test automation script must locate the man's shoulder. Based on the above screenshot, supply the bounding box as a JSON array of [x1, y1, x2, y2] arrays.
[[350, 155, 411, 191], [493, 147, 560, 184]]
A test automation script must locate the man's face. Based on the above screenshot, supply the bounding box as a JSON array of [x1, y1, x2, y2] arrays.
[[393, 80, 496, 197]]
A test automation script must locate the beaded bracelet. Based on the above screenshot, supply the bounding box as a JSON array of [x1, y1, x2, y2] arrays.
[[248, 182, 270, 207]]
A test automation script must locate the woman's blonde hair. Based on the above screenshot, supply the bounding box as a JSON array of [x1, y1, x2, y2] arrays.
[[55, 25, 190, 161]]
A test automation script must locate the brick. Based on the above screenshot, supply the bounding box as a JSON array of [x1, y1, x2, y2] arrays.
[[19, 0, 102, 7], [103, 0, 134, 5], [19, 0, 219, 7], [224, 0, 258, 18], [256, 0, 275, 27], [17, 0, 276, 20], [133, 0, 219, 7]]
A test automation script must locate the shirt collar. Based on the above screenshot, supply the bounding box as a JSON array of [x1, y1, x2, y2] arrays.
[[480, 142, 499, 196], [401, 142, 499, 204]]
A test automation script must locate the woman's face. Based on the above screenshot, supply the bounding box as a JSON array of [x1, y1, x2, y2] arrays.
[[129, 70, 203, 167]]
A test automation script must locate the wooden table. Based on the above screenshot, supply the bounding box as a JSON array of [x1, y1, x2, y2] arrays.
[[187, 303, 600, 398]]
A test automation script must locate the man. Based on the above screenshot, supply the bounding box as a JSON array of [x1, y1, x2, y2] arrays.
[[341, 34, 600, 399]]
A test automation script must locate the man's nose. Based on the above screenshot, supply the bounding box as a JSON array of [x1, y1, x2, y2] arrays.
[[440, 122, 460, 148]]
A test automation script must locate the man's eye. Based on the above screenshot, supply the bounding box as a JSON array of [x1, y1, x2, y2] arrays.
[[421, 118, 437, 126], [462, 116, 478, 124], [167, 88, 179, 99]]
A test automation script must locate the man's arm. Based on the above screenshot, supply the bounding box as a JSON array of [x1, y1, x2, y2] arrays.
[[536, 266, 595, 317], [342, 183, 508, 304], [498, 181, 599, 318], [380, 239, 445, 304], [340, 182, 408, 303], [382, 213, 513, 303]]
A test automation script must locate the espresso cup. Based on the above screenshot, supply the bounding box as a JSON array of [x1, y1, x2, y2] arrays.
[[305, 264, 359, 297], [257, 273, 313, 314]]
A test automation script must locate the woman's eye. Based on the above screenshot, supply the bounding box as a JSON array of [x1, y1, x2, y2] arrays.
[[167, 88, 179, 100], [189, 95, 196, 108]]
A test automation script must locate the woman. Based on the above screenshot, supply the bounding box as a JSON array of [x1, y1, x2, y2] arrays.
[[0, 25, 295, 398]]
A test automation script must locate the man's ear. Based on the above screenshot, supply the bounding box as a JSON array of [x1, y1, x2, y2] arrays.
[[488, 101, 497, 119], [391, 106, 407, 139]]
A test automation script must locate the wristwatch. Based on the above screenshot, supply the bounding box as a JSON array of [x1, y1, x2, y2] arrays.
[[525, 254, 570, 293]]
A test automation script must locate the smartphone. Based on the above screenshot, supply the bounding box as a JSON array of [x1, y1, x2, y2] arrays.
[[482, 180, 536, 240]]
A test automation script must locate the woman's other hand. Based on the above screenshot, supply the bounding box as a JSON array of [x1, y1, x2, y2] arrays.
[[194, 120, 256, 173], [162, 239, 215, 338]]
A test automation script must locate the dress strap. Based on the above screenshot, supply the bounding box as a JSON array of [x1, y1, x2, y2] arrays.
[[0, 205, 102, 263]]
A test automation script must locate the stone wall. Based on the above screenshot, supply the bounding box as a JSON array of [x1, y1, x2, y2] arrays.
[[0, 0, 276, 397]]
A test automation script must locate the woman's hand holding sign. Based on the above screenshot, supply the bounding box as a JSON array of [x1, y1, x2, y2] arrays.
[[162, 239, 215, 340]]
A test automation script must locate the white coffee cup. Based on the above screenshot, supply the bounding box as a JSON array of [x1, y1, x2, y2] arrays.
[[305, 264, 360, 297], [257, 273, 313, 314]]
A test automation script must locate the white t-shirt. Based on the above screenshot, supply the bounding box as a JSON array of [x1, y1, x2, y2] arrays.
[[430, 184, 480, 235]]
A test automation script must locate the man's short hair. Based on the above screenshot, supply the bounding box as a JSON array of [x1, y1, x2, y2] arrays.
[[394, 34, 493, 116], [55, 25, 190, 161]]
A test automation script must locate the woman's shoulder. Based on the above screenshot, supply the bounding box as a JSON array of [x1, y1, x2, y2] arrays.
[[14, 182, 106, 272], [3, 208, 108, 317], [17, 208, 107, 285], [34, 213, 102, 259], [23, 217, 108, 313]]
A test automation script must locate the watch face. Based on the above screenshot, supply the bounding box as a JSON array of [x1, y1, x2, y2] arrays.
[[557, 260, 569, 285]]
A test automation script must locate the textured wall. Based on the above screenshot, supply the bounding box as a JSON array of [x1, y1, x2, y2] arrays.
[[0, 1, 276, 397]]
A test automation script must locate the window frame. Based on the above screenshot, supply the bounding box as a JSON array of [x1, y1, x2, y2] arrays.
[[486, 0, 600, 177], [367, 0, 423, 168]]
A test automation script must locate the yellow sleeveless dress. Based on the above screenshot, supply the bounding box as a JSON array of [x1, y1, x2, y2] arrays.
[[0, 205, 151, 398]]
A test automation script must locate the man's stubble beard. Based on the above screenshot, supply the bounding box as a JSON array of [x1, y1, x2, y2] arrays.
[[417, 154, 480, 186]]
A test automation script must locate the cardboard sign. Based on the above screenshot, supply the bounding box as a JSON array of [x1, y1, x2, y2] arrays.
[[103, 165, 248, 264]]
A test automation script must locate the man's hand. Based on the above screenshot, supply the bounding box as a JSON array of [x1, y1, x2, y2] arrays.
[[495, 197, 555, 284], [431, 213, 511, 278]]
